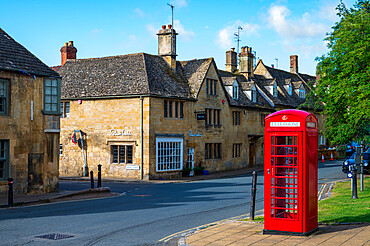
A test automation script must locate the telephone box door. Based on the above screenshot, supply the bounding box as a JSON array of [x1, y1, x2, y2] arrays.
[[265, 133, 302, 232]]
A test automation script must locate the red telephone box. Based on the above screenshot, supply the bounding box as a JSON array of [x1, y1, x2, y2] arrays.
[[264, 109, 318, 235]]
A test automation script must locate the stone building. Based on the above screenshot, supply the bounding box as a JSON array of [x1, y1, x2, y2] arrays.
[[56, 25, 275, 180], [0, 28, 61, 194], [222, 47, 324, 146]]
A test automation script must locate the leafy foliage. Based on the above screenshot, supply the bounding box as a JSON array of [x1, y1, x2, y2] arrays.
[[313, 1, 370, 144]]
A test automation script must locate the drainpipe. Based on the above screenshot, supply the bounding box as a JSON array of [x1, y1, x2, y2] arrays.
[[140, 96, 144, 180]]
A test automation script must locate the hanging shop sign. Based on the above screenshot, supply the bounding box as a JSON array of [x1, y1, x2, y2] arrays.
[[110, 129, 132, 136]]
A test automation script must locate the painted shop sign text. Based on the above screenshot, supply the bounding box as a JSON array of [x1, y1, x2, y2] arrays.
[[110, 129, 132, 136]]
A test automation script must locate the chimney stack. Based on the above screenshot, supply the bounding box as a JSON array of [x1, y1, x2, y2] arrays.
[[60, 41, 77, 66], [157, 24, 178, 69], [290, 55, 298, 73], [239, 46, 254, 78], [225, 48, 237, 73]]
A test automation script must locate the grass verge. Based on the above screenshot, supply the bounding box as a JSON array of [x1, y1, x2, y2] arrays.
[[318, 176, 370, 223], [241, 177, 370, 223]]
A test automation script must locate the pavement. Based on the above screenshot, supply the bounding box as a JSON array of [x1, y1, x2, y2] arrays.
[[183, 221, 370, 246]]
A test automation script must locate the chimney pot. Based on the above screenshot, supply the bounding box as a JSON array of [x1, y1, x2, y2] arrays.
[[61, 41, 77, 66], [64, 42, 68, 46], [168, 24, 172, 29], [162, 25, 166, 30], [271, 64, 274, 68], [231, 48, 235, 52], [68, 41, 73, 46]]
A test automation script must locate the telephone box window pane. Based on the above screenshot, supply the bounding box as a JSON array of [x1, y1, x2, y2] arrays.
[[294, 136, 297, 145], [271, 147, 274, 155], [288, 136, 293, 145], [271, 136, 274, 145]]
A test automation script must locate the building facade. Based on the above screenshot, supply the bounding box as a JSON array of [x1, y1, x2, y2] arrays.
[[0, 28, 61, 194], [57, 25, 275, 180]]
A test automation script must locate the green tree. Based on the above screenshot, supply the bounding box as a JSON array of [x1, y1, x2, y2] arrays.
[[314, 0, 370, 145]]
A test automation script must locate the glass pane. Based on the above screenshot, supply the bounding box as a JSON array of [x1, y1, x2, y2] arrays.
[[112, 146, 118, 163], [119, 146, 125, 163], [52, 96, 57, 103], [127, 146, 132, 164], [45, 87, 51, 94], [52, 79, 57, 86], [45, 79, 51, 86], [52, 104, 57, 112], [52, 87, 58, 95], [45, 95, 51, 103], [45, 104, 51, 111]]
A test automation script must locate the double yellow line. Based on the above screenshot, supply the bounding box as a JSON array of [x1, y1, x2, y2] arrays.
[[159, 209, 264, 242]]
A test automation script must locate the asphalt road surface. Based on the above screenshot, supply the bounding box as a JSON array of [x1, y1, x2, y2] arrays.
[[0, 159, 345, 246]]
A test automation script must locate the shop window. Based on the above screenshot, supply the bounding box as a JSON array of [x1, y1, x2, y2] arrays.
[[206, 78, 217, 95], [156, 138, 183, 171], [60, 144, 63, 155], [44, 78, 61, 115], [205, 108, 221, 126], [111, 145, 133, 164], [205, 143, 222, 159], [60, 101, 70, 118], [164, 100, 184, 119], [233, 143, 242, 158], [0, 140, 9, 180], [232, 111, 241, 125], [0, 79, 9, 116]]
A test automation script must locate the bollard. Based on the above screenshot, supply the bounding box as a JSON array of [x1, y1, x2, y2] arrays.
[[8, 178, 13, 207], [90, 171, 94, 189], [97, 164, 102, 188], [352, 170, 358, 199], [250, 171, 258, 220]]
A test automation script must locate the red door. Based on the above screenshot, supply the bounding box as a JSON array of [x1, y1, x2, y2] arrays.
[[265, 133, 302, 232]]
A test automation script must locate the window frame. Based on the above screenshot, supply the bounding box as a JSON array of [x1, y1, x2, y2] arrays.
[[205, 143, 222, 160], [110, 145, 134, 165], [232, 111, 241, 126], [0, 140, 9, 180], [299, 86, 306, 99], [0, 79, 9, 116], [273, 83, 278, 97], [233, 143, 242, 158], [232, 84, 239, 99], [288, 83, 292, 96], [251, 88, 257, 103], [156, 137, 183, 172], [60, 101, 70, 118], [43, 77, 61, 115]]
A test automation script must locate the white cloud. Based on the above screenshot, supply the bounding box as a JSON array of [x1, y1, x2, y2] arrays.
[[267, 5, 327, 40], [173, 20, 195, 41], [217, 21, 260, 50], [170, 0, 188, 8], [317, 3, 339, 22], [133, 8, 145, 18], [146, 24, 158, 38]]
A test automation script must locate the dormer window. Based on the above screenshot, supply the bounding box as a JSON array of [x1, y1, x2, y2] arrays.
[[273, 83, 278, 97], [288, 83, 292, 95], [251, 88, 257, 103], [232, 84, 239, 99], [299, 86, 306, 99]]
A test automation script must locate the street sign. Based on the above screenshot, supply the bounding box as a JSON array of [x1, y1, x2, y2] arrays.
[[197, 113, 206, 120]]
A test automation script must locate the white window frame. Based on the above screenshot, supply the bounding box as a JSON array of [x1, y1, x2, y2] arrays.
[[288, 83, 292, 95], [156, 137, 183, 171], [251, 88, 257, 102], [232, 84, 239, 99], [273, 83, 278, 97], [299, 86, 306, 99]]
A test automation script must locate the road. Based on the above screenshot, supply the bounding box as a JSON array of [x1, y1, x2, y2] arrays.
[[0, 159, 345, 246]]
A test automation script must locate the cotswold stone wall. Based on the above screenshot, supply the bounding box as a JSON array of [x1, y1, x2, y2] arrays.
[[0, 70, 59, 194], [60, 97, 150, 179], [60, 64, 270, 180]]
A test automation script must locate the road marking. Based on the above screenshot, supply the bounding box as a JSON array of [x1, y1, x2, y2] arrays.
[[158, 209, 264, 242]]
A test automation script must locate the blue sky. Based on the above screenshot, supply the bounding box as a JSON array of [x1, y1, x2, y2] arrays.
[[1, 0, 355, 75]]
